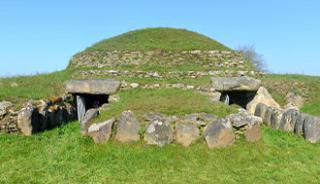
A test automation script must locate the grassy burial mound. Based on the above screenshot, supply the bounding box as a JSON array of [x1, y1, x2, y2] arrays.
[[1, 28, 320, 183], [68, 28, 256, 72]]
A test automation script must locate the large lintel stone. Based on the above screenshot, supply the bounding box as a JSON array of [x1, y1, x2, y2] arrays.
[[211, 76, 261, 91], [66, 79, 120, 95]]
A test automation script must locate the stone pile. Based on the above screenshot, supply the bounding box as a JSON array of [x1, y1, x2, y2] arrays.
[[254, 103, 320, 143], [84, 110, 262, 148]]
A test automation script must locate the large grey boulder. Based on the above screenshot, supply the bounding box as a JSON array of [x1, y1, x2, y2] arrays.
[[115, 111, 140, 142], [279, 108, 299, 132], [247, 87, 280, 114], [80, 108, 99, 136], [303, 116, 320, 143], [211, 76, 261, 91], [144, 119, 174, 147], [17, 104, 38, 136], [88, 118, 115, 144], [175, 123, 200, 147], [66, 79, 120, 95], [0, 101, 12, 117], [204, 119, 235, 149]]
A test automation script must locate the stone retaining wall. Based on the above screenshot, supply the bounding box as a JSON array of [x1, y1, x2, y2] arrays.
[[69, 50, 251, 69], [254, 103, 320, 143], [0, 95, 77, 135], [82, 109, 263, 148], [73, 69, 264, 79]]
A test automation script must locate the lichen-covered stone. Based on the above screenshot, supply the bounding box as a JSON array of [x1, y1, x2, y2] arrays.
[[304, 116, 320, 143], [175, 123, 200, 147], [211, 76, 261, 91], [144, 120, 174, 147], [66, 79, 120, 95], [204, 119, 235, 148], [115, 111, 140, 143], [279, 108, 299, 132], [88, 118, 115, 144]]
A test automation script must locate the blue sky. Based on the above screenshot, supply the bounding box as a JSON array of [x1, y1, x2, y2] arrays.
[[0, 0, 319, 76]]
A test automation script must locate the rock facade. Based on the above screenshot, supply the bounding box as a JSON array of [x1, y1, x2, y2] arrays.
[[247, 87, 280, 114]]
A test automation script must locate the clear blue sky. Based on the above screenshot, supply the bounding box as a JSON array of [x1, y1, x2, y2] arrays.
[[1, 0, 319, 76]]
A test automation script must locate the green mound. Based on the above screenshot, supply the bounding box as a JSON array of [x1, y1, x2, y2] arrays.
[[85, 28, 230, 52]]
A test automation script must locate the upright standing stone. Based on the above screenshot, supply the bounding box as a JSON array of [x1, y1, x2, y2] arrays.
[[294, 113, 308, 135], [204, 119, 235, 149], [247, 87, 280, 114], [17, 104, 38, 136], [144, 120, 174, 147], [270, 108, 284, 129], [76, 95, 86, 121], [279, 108, 299, 132], [175, 123, 200, 147], [303, 116, 320, 143], [244, 123, 262, 142], [88, 118, 115, 144], [115, 111, 140, 142], [80, 108, 99, 136]]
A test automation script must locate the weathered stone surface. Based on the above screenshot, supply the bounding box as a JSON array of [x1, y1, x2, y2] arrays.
[[143, 112, 167, 122], [303, 116, 320, 143], [247, 87, 280, 114], [115, 111, 140, 142], [244, 123, 262, 142], [198, 113, 218, 123], [66, 79, 120, 95], [80, 108, 99, 136], [294, 113, 309, 135], [204, 119, 235, 148], [144, 120, 174, 146], [211, 76, 261, 91], [227, 109, 262, 129], [254, 103, 268, 118], [175, 123, 200, 147], [17, 104, 37, 136], [88, 118, 115, 144], [262, 106, 274, 126], [270, 108, 284, 129], [279, 108, 299, 132], [0, 101, 12, 117]]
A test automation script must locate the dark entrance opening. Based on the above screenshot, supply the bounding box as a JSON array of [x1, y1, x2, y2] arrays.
[[220, 91, 256, 108], [75, 94, 109, 120]]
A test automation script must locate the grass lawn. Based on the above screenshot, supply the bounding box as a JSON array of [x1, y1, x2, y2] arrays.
[[1, 123, 320, 184]]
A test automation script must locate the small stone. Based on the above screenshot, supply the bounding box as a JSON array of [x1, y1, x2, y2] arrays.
[[88, 118, 115, 144], [17, 104, 37, 136], [130, 83, 139, 88], [244, 123, 262, 142]]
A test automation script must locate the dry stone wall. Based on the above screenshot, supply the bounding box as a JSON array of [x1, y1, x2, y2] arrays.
[[0, 95, 77, 135], [69, 50, 251, 69]]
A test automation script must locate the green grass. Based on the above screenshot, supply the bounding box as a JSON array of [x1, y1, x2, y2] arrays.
[[1, 123, 320, 184], [84, 28, 231, 52], [96, 88, 238, 123], [0, 70, 70, 108]]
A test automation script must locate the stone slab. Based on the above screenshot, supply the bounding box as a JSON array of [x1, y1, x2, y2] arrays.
[[211, 76, 261, 91], [65, 79, 120, 95]]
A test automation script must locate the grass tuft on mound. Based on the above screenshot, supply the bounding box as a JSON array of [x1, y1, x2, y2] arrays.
[[84, 28, 231, 52]]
